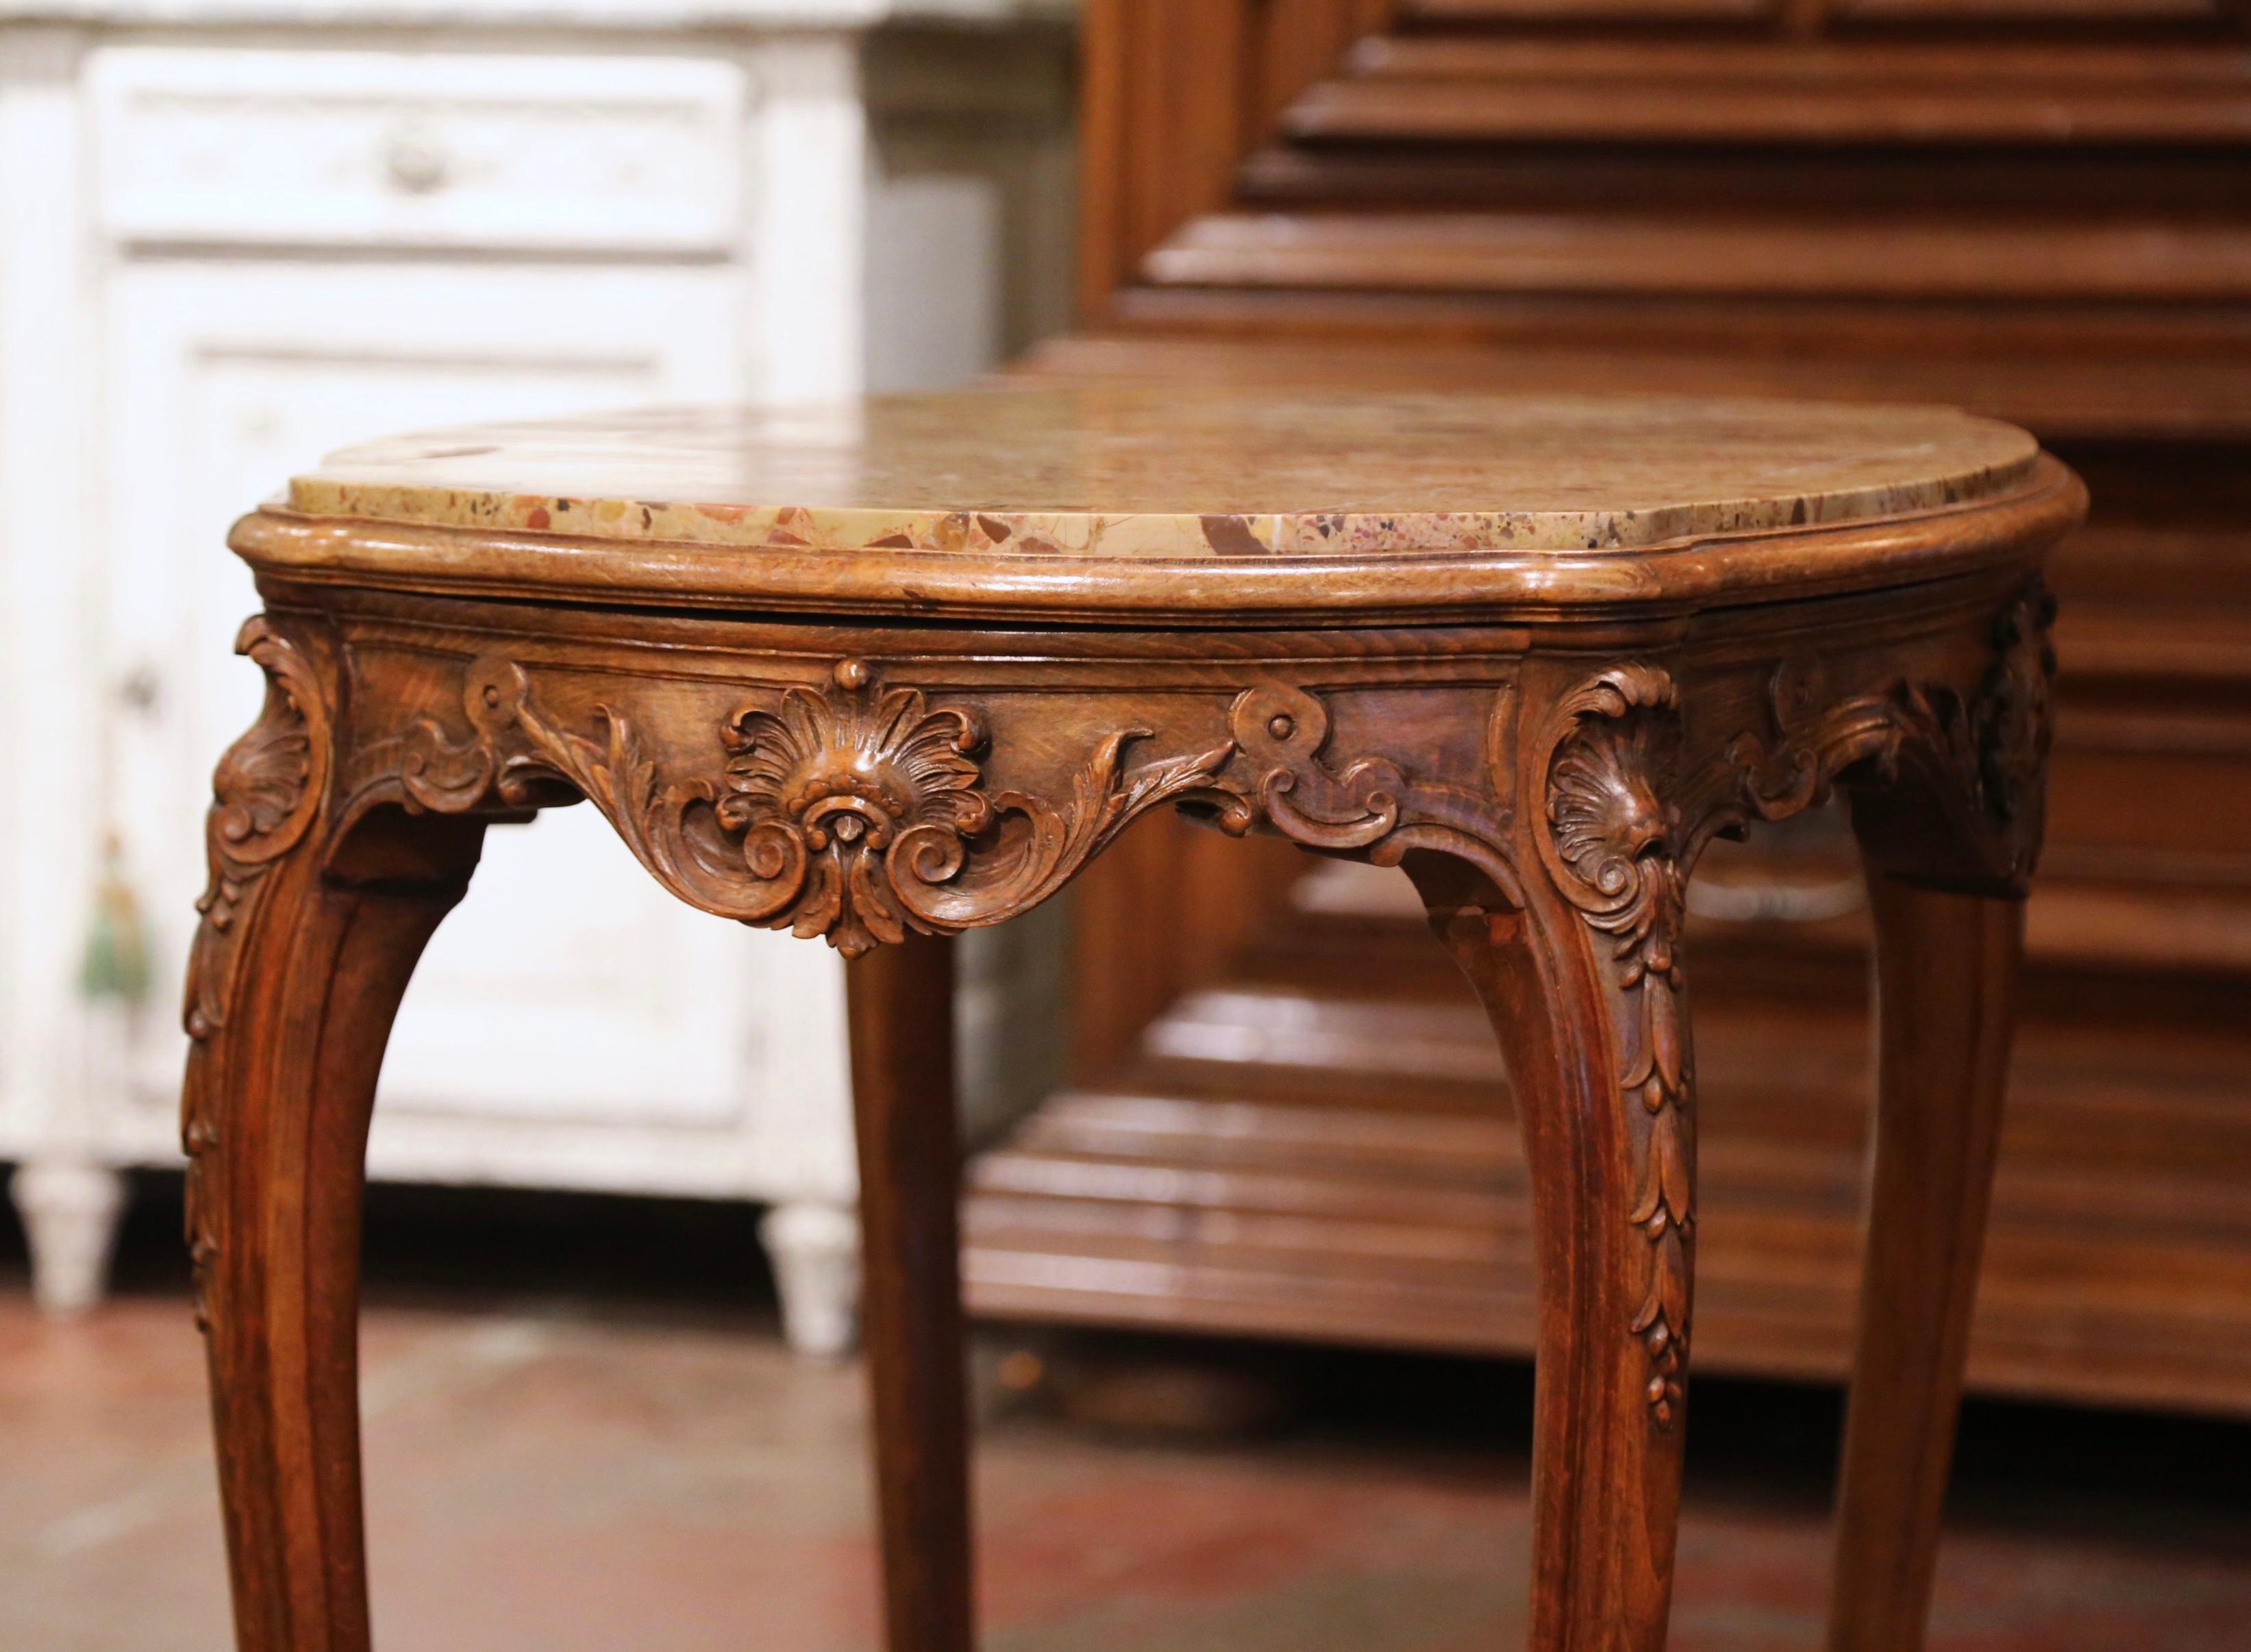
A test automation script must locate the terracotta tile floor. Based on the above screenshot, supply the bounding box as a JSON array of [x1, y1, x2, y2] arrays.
[[3, 1179, 2247, 1651]]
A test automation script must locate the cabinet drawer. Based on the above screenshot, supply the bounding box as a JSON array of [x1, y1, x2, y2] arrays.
[[90, 48, 747, 253]]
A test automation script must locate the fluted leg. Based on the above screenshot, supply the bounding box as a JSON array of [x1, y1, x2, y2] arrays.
[[186, 805, 483, 1652], [847, 931, 974, 1652], [1827, 874, 2022, 1651]]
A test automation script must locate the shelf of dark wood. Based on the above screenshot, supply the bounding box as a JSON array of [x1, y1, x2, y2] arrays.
[[965, 880, 2251, 1418]]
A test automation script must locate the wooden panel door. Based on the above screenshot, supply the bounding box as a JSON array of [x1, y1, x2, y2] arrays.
[[101, 259, 854, 1205]]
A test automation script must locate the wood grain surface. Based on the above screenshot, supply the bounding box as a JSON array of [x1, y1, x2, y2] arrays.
[[186, 382, 2072, 1650]]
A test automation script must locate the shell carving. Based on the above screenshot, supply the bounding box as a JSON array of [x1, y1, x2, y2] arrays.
[[1541, 664, 1693, 1427], [406, 655, 1241, 957], [713, 660, 995, 957]]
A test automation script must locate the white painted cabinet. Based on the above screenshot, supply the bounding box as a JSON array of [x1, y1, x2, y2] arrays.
[[0, 1, 1075, 1351]]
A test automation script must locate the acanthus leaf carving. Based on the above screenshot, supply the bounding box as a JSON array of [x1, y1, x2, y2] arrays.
[[185, 621, 329, 1042], [1565, 578, 2057, 1421], [1537, 663, 1693, 1428], [402, 655, 1240, 958], [886, 723, 1240, 940], [1687, 576, 2059, 885], [181, 618, 332, 1329], [395, 655, 1529, 950], [1967, 578, 2058, 844]]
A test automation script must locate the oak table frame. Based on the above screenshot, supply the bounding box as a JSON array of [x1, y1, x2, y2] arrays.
[[179, 391, 2081, 1652]]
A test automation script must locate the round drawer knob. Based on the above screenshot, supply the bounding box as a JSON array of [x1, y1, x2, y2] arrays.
[[384, 130, 451, 197]]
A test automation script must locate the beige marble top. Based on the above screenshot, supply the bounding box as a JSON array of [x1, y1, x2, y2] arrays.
[[288, 386, 2041, 560]]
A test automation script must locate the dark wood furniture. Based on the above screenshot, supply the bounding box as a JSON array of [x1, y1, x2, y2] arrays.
[[965, 0, 2251, 1421], [185, 387, 2074, 1649]]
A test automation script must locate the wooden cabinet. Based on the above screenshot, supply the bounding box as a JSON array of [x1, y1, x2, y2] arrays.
[[0, 4, 1075, 1347], [965, 0, 2251, 1417]]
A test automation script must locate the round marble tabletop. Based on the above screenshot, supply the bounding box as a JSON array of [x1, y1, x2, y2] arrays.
[[245, 385, 2077, 621], [288, 386, 2039, 559]]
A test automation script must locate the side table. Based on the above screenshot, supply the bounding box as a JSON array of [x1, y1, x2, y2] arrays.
[[183, 387, 2080, 1651]]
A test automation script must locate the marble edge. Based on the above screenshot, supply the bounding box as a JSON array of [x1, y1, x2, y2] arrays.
[[232, 460, 2085, 628], [282, 455, 2041, 560]]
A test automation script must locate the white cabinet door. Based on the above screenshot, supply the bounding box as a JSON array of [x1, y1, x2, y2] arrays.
[[89, 47, 748, 254], [102, 260, 852, 1199]]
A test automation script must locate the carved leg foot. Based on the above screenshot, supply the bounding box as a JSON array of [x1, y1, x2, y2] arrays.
[[846, 931, 973, 1652], [761, 1198, 862, 1357], [1826, 875, 2022, 1652], [12, 1159, 127, 1316], [1412, 851, 1693, 1652]]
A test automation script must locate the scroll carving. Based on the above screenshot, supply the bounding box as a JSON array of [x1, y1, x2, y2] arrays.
[[401, 655, 1534, 945], [1689, 577, 2059, 884], [1529, 579, 2055, 1423], [181, 618, 332, 1325], [1217, 680, 1524, 905], [403, 656, 1239, 958], [1228, 684, 1402, 848], [1537, 665, 1693, 1426]]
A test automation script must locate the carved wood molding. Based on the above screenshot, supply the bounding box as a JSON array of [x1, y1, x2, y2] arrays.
[[179, 587, 2048, 1362], [180, 617, 332, 1325], [1689, 575, 2058, 886], [1226, 679, 1525, 905], [166, 632, 1537, 988], [1532, 576, 2056, 1427], [389, 653, 1519, 960], [400, 655, 1240, 958], [184, 620, 330, 1043], [1534, 664, 1693, 1427], [1229, 681, 1402, 849]]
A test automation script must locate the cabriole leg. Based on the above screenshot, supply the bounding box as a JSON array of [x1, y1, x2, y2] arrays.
[[1413, 854, 1693, 1652], [1827, 873, 2023, 1651], [186, 804, 484, 1652], [182, 614, 489, 1652]]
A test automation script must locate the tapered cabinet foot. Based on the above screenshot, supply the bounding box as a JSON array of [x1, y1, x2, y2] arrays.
[[762, 1198, 863, 1357], [12, 1159, 127, 1316]]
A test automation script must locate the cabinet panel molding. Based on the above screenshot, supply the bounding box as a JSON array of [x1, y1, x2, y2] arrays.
[[90, 47, 749, 252]]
